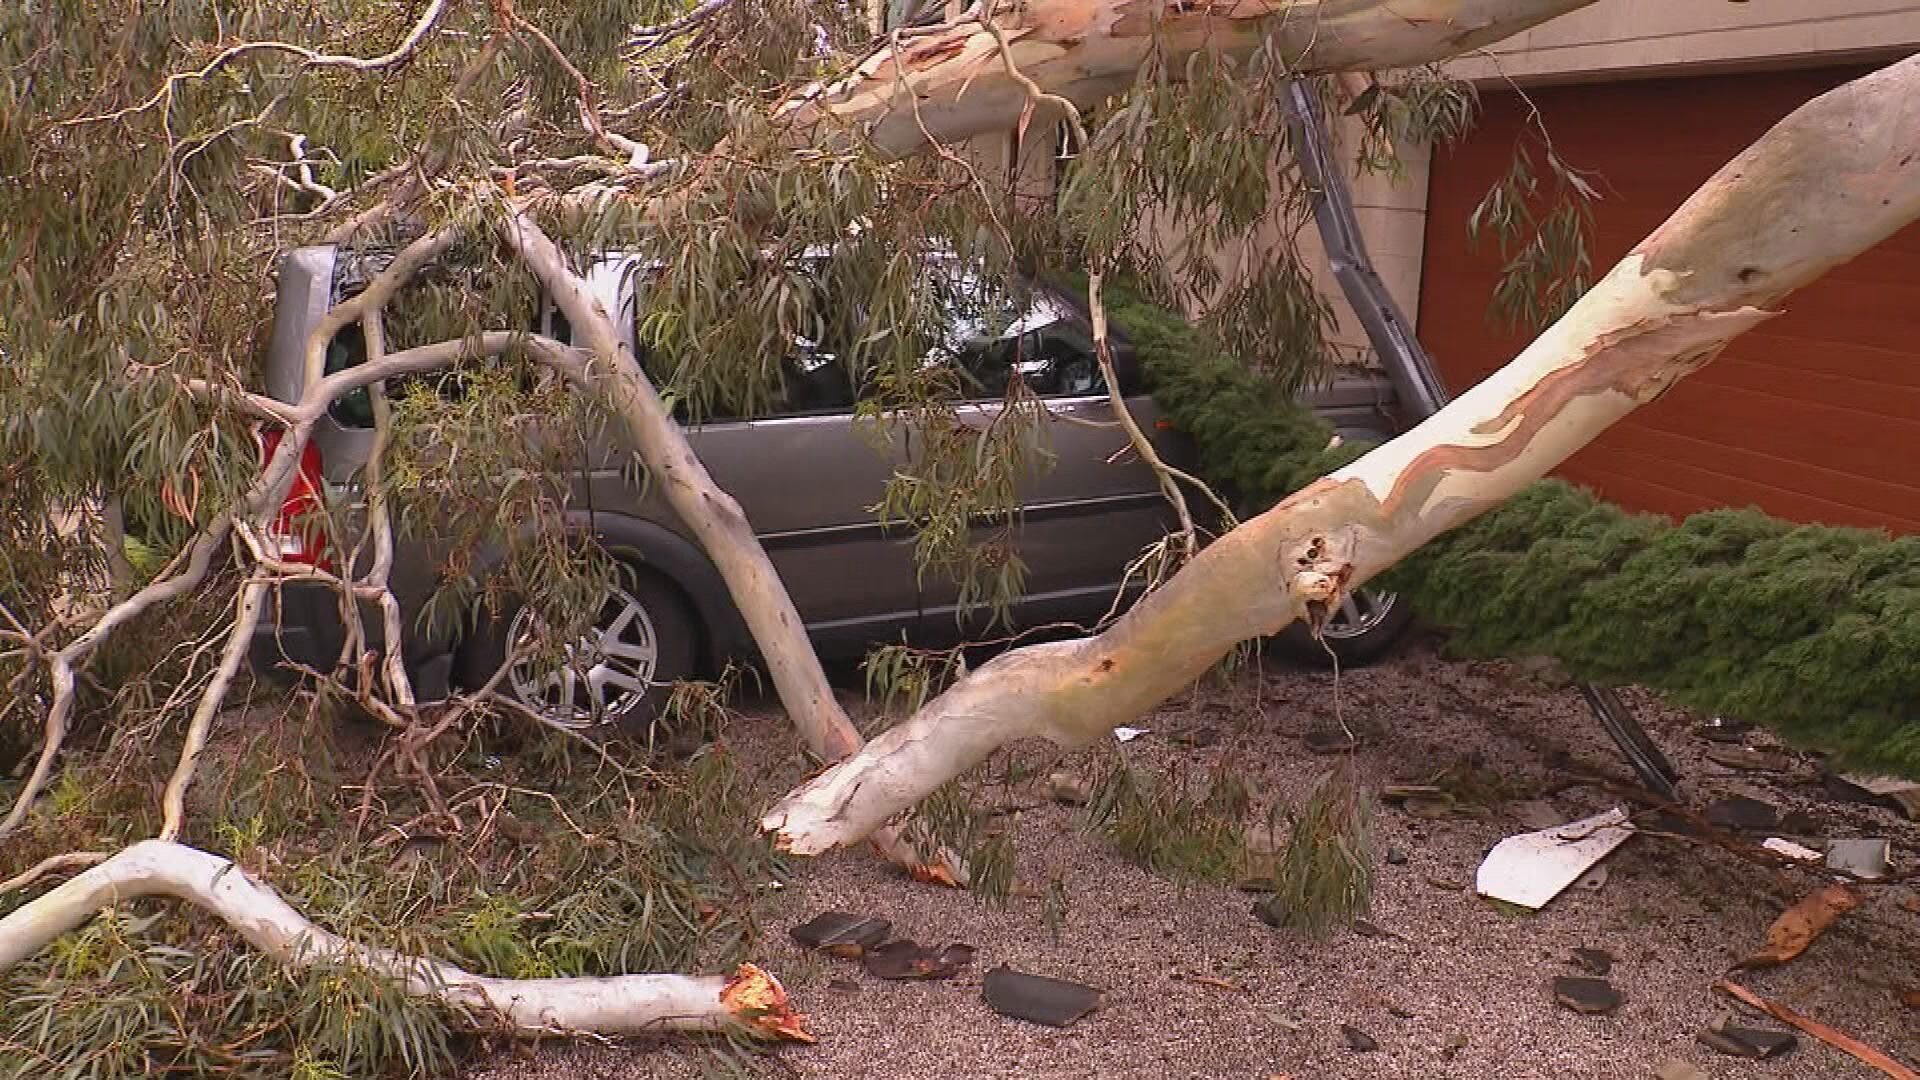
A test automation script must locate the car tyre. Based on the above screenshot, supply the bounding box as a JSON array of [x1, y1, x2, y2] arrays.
[[1271, 587, 1414, 668], [456, 560, 699, 739]]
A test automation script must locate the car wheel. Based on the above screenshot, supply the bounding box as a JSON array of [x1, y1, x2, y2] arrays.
[[1272, 587, 1414, 668], [458, 563, 698, 737]]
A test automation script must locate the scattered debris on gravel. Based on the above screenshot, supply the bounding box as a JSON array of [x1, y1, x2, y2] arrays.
[[468, 640, 1920, 1080]]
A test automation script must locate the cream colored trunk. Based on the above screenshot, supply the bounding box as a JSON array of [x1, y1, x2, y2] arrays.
[[763, 52, 1920, 855], [501, 214, 947, 879], [0, 841, 810, 1040], [782, 0, 1599, 159]]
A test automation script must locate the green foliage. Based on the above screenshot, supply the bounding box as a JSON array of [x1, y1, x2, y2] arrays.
[[1059, 53, 1340, 391], [389, 347, 629, 655], [914, 778, 1016, 902], [2, 911, 459, 1080], [1082, 754, 1250, 882], [1378, 490, 1920, 775], [1256, 768, 1374, 934], [862, 643, 967, 717], [1344, 66, 1479, 179], [1468, 136, 1601, 332], [1111, 280, 1920, 777], [1, 718, 783, 1077], [865, 379, 1050, 625]]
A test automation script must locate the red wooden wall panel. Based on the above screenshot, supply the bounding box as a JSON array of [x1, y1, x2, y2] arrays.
[[1417, 62, 1920, 535]]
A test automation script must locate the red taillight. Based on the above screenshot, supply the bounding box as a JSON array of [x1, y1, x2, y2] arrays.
[[254, 428, 332, 569]]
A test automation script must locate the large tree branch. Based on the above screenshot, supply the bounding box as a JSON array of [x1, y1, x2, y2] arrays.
[[777, 0, 1597, 159], [0, 841, 812, 1041], [498, 212, 960, 882], [762, 51, 1920, 853]]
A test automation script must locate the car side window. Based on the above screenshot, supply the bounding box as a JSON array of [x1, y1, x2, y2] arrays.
[[622, 266, 863, 422], [323, 324, 376, 428], [935, 283, 1107, 402], [772, 341, 858, 416]]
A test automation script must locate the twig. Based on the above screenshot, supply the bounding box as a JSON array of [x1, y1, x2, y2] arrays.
[[359, 311, 422, 719], [975, 11, 1086, 150], [159, 579, 269, 841], [1088, 269, 1197, 557], [171, 377, 296, 424], [313, 38, 506, 245], [971, 13, 1228, 556], [624, 0, 739, 53], [64, 0, 453, 127], [1716, 979, 1919, 1080], [514, 16, 621, 155], [886, 30, 1012, 252], [0, 852, 109, 896]]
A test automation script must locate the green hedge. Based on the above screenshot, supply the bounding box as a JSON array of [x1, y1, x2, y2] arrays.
[[1109, 288, 1920, 778]]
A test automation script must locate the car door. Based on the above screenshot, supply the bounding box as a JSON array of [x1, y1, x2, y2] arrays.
[[915, 282, 1187, 638], [680, 387, 925, 655], [567, 256, 925, 656]]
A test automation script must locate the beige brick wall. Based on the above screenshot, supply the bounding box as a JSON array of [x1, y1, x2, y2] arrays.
[[1446, 0, 1920, 84], [1296, 123, 1429, 368], [1131, 112, 1428, 370]]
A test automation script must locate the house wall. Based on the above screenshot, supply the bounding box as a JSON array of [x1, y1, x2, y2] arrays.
[[1135, 7, 1920, 369], [1443, 0, 1920, 84], [1418, 62, 1920, 534]]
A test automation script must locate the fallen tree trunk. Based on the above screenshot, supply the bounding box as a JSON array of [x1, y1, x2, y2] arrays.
[[0, 841, 813, 1041], [781, 0, 1597, 159], [763, 52, 1920, 853], [560, 0, 1596, 876], [1110, 282, 1920, 778], [501, 212, 955, 882]]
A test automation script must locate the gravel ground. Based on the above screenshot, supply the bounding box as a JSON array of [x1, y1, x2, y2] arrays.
[[469, 635, 1920, 1079]]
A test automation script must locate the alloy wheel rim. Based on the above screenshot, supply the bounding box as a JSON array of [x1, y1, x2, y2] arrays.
[[505, 584, 659, 729], [1320, 589, 1397, 640]]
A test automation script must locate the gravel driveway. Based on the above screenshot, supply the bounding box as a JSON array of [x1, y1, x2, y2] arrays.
[[469, 638, 1920, 1079]]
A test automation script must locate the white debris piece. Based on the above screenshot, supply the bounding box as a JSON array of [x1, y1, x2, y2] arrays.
[[1475, 807, 1635, 910], [1761, 837, 1823, 863]]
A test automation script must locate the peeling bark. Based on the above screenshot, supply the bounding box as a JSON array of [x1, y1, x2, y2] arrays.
[[763, 52, 1920, 855], [0, 841, 812, 1041]]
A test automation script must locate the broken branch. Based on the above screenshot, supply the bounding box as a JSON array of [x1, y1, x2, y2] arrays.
[[1716, 979, 1919, 1080], [0, 840, 812, 1041]]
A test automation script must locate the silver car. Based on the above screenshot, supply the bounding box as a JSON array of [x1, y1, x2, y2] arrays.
[[250, 246, 1410, 731]]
